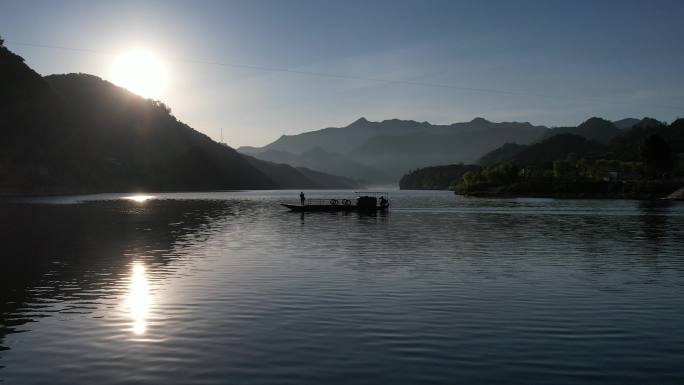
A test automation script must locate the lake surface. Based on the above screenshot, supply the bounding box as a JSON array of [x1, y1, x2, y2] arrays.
[[1, 190, 683, 384]]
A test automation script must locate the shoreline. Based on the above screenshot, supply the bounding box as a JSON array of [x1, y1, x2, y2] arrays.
[[452, 179, 684, 201], [0, 187, 370, 199], [454, 191, 683, 201]]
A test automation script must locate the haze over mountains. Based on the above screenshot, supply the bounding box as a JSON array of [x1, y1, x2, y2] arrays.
[[0, 40, 357, 194], [401, 117, 684, 191], [1, 38, 675, 194], [239, 118, 548, 182], [535, 117, 622, 144], [478, 117, 680, 167], [239, 116, 654, 183]]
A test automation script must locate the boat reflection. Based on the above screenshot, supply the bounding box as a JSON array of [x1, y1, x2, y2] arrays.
[[127, 263, 152, 335]]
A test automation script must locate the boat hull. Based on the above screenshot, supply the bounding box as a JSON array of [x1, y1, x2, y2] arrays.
[[281, 204, 386, 212]]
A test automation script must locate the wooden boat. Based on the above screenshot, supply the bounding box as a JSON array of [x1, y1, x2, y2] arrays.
[[281, 192, 390, 212]]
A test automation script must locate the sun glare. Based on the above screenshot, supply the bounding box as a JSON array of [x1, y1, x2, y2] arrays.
[[127, 262, 152, 335], [111, 49, 168, 99], [123, 194, 156, 203]]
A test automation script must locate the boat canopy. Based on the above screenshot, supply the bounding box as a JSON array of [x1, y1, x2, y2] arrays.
[[354, 191, 389, 197]]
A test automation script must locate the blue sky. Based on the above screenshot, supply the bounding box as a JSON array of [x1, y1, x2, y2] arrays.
[[1, 0, 683, 146]]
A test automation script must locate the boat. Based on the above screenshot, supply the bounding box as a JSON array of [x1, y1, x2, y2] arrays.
[[281, 192, 390, 212]]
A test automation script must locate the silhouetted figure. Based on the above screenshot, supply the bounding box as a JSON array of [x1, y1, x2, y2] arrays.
[[300, 192, 305, 206], [379, 196, 388, 208]]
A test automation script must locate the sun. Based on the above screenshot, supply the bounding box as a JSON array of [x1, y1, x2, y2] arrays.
[[111, 49, 168, 99]]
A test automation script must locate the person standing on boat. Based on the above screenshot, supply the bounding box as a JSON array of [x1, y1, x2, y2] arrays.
[[300, 192, 305, 206]]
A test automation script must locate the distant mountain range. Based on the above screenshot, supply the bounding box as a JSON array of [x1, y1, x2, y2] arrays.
[[239, 116, 656, 183], [613, 118, 642, 130], [535, 117, 621, 144], [448, 117, 684, 198], [478, 117, 684, 167], [0, 40, 357, 194], [403, 118, 684, 192], [240, 117, 548, 181], [2, 38, 673, 193]]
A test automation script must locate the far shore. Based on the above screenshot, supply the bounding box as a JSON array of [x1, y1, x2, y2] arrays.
[[454, 191, 683, 201], [451, 179, 684, 201]]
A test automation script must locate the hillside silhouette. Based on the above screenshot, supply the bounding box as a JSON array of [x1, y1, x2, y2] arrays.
[[240, 116, 655, 183], [243, 155, 360, 189], [243, 147, 385, 182], [399, 116, 684, 192], [4, 37, 680, 193], [508, 134, 607, 165], [445, 118, 684, 198], [239, 117, 548, 181], [479, 143, 528, 167], [0, 39, 354, 194], [535, 117, 621, 144], [478, 117, 684, 166]]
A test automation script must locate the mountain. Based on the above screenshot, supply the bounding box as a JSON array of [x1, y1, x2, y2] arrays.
[[452, 119, 684, 199], [479, 117, 683, 167], [1, 38, 67, 186], [251, 117, 434, 155], [295, 167, 361, 189], [479, 143, 528, 166], [510, 134, 606, 165], [240, 117, 548, 182], [245, 147, 384, 182], [613, 118, 641, 130], [243, 155, 360, 189], [0, 40, 352, 194], [346, 119, 546, 179], [463, 133, 604, 169], [665, 119, 684, 153], [608, 117, 682, 160], [399, 164, 480, 190], [537, 117, 621, 144]]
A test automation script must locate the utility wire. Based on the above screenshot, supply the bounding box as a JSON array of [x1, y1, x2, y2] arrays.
[[7, 41, 683, 111]]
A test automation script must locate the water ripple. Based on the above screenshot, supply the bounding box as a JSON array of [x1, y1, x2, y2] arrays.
[[1, 191, 684, 384]]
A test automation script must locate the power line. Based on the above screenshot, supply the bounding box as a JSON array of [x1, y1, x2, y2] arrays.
[[7, 40, 683, 111], [3, 41, 568, 98]]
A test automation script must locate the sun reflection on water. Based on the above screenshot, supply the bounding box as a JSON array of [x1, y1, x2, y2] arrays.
[[123, 194, 156, 203], [127, 263, 152, 335]]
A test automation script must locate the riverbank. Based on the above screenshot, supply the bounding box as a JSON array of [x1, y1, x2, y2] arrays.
[[454, 179, 684, 200]]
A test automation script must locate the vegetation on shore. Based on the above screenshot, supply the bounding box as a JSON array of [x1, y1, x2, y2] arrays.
[[452, 118, 684, 199], [399, 164, 480, 190]]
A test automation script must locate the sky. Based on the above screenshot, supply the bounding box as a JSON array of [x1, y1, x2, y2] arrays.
[[1, 0, 683, 147]]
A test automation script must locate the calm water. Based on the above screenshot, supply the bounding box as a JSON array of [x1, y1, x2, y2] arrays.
[[1, 190, 683, 384]]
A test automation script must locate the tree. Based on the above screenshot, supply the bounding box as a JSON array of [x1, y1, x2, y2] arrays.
[[462, 170, 480, 185], [639, 135, 673, 178], [483, 162, 519, 185], [553, 160, 576, 179]]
